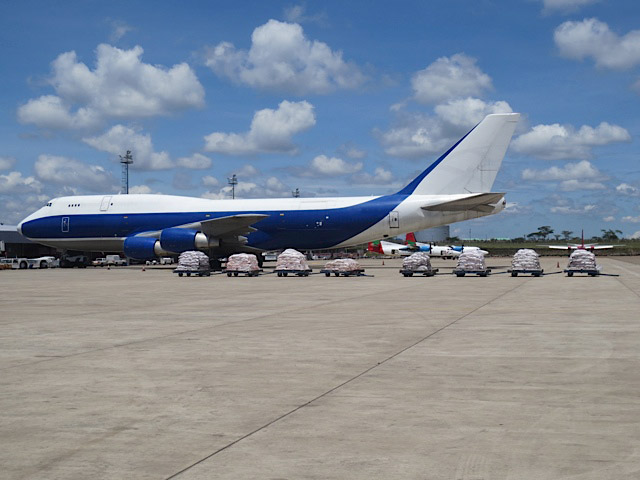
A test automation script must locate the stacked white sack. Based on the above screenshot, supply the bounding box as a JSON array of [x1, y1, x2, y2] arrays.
[[402, 252, 432, 271], [176, 251, 209, 270], [568, 250, 597, 270], [227, 253, 259, 272], [512, 249, 541, 270], [276, 249, 310, 271], [324, 258, 360, 272], [456, 251, 486, 271]]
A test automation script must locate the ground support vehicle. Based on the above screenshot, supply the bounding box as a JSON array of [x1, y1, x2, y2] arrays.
[[274, 269, 312, 277], [453, 268, 491, 277], [399, 267, 438, 277], [28, 256, 59, 269], [321, 268, 366, 277], [564, 268, 600, 277], [0, 257, 28, 269], [92, 258, 107, 267], [173, 267, 211, 277], [224, 268, 262, 277], [60, 255, 89, 268], [508, 268, 543, 277]]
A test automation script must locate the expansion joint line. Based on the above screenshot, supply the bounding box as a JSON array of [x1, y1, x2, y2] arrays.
[[165, 279, 529, 479]]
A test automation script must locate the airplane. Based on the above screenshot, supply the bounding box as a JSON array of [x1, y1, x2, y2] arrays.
[[404, 232, 488, 257], [18, 113, 520, 265], [367, 233, 487, 258], [540, 230, 623, 252]]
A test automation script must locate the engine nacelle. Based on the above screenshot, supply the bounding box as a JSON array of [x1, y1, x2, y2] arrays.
[[124, 236, 160, 260], [159, 228, 210, 254]]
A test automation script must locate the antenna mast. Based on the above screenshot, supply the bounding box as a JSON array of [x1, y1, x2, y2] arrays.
[[227, 174, 238, 199], [119, 150, 133, 194]]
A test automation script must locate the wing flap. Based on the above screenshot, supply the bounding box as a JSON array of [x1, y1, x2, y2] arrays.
[[421, 192, 505, 212]]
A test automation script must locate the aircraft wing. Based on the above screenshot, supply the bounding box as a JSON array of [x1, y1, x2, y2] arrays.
[[182, 214, 269, 238], [421, 192, 505, 213], [136, 214, 269, 240]]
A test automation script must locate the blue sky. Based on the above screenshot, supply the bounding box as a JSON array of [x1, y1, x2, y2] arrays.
[[2, 0, 640, 239]]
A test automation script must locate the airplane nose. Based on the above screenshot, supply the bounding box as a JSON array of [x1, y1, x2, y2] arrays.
[[17, 222, 23, 236]]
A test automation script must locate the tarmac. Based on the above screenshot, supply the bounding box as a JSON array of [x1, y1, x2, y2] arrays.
[[1, 255, 639, 479]]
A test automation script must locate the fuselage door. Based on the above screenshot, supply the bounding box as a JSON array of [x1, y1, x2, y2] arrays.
[[100, 196, 112, 212], [389, 211, 399, 228], [61, 217, 69, 233]]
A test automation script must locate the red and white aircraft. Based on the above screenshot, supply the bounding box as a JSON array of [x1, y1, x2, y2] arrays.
[[541, 231, 623, 252]]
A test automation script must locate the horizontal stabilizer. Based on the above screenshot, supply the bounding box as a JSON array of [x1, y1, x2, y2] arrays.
[[421, 192, 504, 212]]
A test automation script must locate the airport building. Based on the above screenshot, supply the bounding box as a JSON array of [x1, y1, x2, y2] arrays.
[[0, 225, 56, 258]]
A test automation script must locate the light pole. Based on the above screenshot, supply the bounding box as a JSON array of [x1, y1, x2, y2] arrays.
[[119, 150, 133, 194], [227, 174, 238, 199]]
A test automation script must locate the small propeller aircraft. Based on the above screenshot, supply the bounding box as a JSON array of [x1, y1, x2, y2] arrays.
[[540, 230, 624, 252]]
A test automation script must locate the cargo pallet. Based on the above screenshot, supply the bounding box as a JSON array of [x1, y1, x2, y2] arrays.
[[224, 269, 262, 277], [399, 268, 439, 277], [564, 268, 600, 277], [453, 269, 491, 277], [174, 268, 211, 277], [508, 269, 543, 277], [275, 269, 312, 277], [320, 269, 365, 277]]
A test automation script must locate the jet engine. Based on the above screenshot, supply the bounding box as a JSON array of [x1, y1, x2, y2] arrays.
[[124, 228, 219, 260]]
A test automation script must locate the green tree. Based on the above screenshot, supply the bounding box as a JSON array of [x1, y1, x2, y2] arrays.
[[536, 226, 554, 241], [601, 229, 623, 241]]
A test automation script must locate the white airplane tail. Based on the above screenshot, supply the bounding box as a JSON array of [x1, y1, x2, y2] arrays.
[[399, 113, 520, 196]]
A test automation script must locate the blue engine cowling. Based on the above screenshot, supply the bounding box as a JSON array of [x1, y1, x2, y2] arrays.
[[160, 228, 203, 253], [123, 236, 158, 260]]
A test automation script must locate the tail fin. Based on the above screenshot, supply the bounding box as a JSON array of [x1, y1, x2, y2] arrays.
[[405, 232, 417, 246], [397, 113, 520, 196], [368, 241, 383, 254]]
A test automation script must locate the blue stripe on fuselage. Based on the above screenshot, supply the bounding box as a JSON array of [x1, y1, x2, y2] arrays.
[[21, 193, 409, 250]]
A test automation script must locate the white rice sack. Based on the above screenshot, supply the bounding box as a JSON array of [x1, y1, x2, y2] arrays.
[[402, 252, 432, 271], [324, 258, 360, 272], [512, 249, 541, 270], [276, 249, 310, 271], [568, 250, 597, 270], [456, 251, 486, 271], [227, 253, 259, 272], [177, 251, 209, 270]]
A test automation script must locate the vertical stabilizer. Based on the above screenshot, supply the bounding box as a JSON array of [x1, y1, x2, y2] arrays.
[[398, 113, 520, 196]]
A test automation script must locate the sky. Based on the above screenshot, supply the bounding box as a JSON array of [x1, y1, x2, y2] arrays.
[[1, 0, 640, 240]]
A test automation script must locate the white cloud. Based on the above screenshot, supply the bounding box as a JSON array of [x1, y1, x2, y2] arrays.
[[18, 44, 204, 130], [0, 171, 43, 194], [0, 156, 16, 171], [176, 153, 212, 170], [411, 54, 492, 104], [542, 0, 599, 13], [202, 175, 220, 187], [616, 183, 640, 197], [512, 122, 630, 160], [559, 179, 605, 191], [551, 204, 596, 214], [522, 160, 602, 181], [83, 125, 173, 170], [622, 215, 640, 223], [233, 164, 261, 178], [129, 184, 161, 194], [378, 98, 512, 158], [204, 100, 315, 155], [204, 19, 365, 94], [434, 97, 512, 128], [310, 155, 362, 176], [351, 167, 394, 185], [283, 5, 327, 25], [108, 20, 133, 42], [603, 215, 615, 222], [34, 155, 115, 192], [202, 177, 290, 199], [555, 18, 640, 69], [630, 230, 640, 239]]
